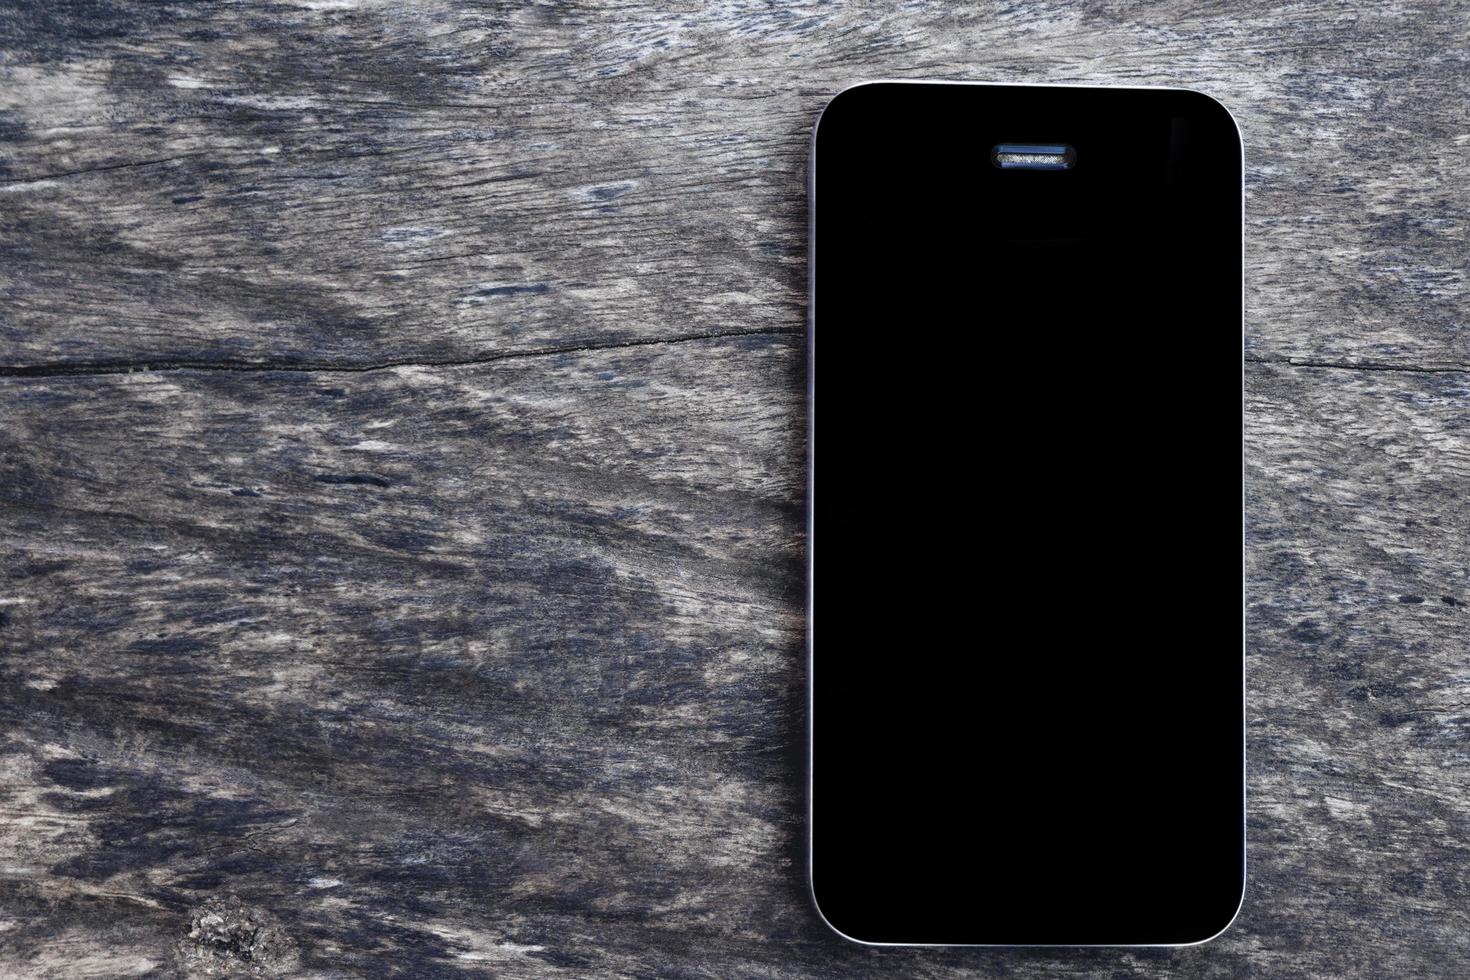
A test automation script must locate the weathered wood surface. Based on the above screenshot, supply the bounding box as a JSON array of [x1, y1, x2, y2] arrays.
[[1, 1, 1467, 977]]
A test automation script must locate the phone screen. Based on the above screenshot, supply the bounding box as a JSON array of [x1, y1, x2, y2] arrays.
[[809, 83, 1243, 945]]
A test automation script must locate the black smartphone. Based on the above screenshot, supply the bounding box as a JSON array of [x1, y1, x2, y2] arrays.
[[807, 82, 1244, 946]]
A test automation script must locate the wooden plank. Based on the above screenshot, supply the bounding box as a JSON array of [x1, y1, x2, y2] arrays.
[[1, 2, 1466, 370], [1, 1, 1468, 976], [3, 348, 1468, 976]]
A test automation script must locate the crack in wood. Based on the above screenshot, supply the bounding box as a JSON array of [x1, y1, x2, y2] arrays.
[[0, 327, 802, 379], [1246, 354, 1470, 376]]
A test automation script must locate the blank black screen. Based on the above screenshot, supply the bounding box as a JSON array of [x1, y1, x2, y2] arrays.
[[809, 83, 1243, 945]]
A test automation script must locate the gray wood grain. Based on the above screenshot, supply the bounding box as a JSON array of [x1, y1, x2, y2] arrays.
[[1, 1, 1467, 977]]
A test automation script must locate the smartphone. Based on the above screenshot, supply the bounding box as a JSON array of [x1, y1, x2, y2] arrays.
[[807, 82, 1244, 946]]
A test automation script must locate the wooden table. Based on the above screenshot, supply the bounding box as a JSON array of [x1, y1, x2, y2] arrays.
[[2, 2, 1466, 976]]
